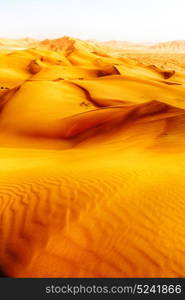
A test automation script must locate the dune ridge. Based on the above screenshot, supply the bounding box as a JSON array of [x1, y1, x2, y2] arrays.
[[0, 37, 185, 277]]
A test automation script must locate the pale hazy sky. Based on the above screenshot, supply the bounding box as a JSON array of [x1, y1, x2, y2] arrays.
[[0, 0, 184, 42]]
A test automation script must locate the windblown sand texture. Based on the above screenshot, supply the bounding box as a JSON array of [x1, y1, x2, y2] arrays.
[[0, 37, 185, 277]]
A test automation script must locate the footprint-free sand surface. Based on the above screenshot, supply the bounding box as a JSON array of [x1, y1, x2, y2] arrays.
[[0, 37, 185, 277]]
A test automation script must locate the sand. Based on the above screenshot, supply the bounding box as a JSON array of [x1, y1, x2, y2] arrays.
[[0, 37, 185, 277]]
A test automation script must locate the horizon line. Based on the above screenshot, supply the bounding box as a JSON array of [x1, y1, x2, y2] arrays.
[[0, 35, 185, 45]]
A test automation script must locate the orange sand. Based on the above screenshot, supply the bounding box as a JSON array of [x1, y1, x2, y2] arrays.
[[0, 37, 185, 277]]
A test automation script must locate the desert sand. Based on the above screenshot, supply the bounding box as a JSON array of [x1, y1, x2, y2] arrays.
[[0, 37, 185, 277]]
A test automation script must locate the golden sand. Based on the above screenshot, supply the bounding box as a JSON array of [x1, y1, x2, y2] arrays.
[[0, 38, 185, 277]]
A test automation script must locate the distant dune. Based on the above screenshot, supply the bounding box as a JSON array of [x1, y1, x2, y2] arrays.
[[37, 37, 185, 53], [150, 40, 185, 52], [0, 38, 37, 52], [1, 36, 185, 53], [0, 37, 185, 277], [98, 40, 185, 53]]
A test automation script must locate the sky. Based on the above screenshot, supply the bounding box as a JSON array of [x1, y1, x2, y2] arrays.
[[0, 0, 185, 42]]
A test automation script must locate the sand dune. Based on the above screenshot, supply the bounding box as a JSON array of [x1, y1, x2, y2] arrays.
[[96, 39, 185, 54], [150, 40, 185, 52], [0, 37, 185, 277]]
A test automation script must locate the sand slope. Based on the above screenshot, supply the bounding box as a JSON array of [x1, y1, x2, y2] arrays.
[[0, 38, 185, 277]]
